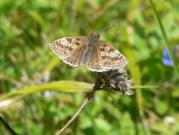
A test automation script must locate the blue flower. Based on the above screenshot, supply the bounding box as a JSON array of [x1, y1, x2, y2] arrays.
[[162, 49, 174, 66], [162, 44, 179, 66]]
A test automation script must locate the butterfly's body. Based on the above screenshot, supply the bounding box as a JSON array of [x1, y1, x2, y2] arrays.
[[78, 32, 100, 66], [50, 32, 128, 72], [79, 45, 96, 66]]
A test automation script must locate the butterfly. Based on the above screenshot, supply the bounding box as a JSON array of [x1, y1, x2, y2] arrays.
[[49, 32, 128, 72]]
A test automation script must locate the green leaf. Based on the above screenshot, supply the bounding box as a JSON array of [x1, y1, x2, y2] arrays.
[[0, 81, 93, 102]]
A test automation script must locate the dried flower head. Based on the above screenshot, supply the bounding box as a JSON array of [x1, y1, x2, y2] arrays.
[[95, 69, 133, 96]]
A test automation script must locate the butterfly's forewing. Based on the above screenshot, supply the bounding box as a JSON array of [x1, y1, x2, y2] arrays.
[[49, 37, 86, 67], [97, 41, 128, 71]]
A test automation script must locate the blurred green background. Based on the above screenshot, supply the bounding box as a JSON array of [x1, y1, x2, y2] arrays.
[[1, 0, 179, 135]]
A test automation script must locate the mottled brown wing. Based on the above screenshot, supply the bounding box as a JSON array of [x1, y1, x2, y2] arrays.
[[97, 41, 128, 71], [49, 37, 86, 67], [86, 41, 128, 72]]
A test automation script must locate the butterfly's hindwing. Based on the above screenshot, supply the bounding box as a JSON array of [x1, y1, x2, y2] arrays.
[[98, 41, 128, 70], [86, 41, 128, 72]]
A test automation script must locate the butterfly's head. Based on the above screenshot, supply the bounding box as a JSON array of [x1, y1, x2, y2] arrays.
[[88, 32, 100, 43], [91, 32, 100, 38]]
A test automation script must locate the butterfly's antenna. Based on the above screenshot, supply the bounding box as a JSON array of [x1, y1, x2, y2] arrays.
[[80, 20, 92, 33], [99, 23, 117, 34]]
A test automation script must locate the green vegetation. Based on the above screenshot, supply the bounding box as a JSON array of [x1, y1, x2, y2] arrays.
[[0, 0, 179, 134]]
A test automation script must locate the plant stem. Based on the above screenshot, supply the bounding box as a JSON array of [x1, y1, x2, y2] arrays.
[[148, 0, 178, 76], [56, 73, 101, 134], [56, 98, 91, 135], [130, 85, 159, 89], [0, 115, 18, 135]]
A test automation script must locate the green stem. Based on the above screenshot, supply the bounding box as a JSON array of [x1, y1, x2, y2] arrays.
[[148, 0, 178, 76], [130, 85, 159, 89]]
